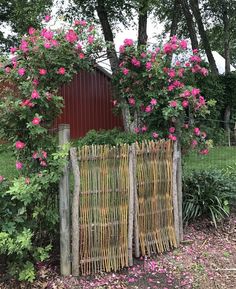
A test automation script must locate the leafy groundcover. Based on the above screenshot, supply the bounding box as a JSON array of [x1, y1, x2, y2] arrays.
[[1, 214, 235, 289]]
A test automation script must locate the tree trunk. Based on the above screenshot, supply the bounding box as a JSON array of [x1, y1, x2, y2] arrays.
[[180, 0, 199, 50], [96, 0, 119, 73], [221, 0, 231, 74], [189, 0, 218, 75], [224, 105, 231, 131], [96, 0, 134, 131], [138, 0, 148, 46], [170, 0, 181, 36]]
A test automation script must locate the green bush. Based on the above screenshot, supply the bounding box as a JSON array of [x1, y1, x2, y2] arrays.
[[76, 128, 151, 146], [183, 170, 236, 227]]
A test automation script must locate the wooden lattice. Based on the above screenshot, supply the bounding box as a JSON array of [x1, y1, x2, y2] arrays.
[[74, 140, 177, 275], [136, 140, 177, 256], [77, 144, 130, 275]]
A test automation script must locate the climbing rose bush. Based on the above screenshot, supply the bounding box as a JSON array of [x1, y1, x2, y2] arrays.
[[113, 36, 213, 154], [0, 18, 102, 281]]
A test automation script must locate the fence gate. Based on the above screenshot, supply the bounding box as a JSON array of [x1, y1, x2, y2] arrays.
[[59, 131, 179, 276]]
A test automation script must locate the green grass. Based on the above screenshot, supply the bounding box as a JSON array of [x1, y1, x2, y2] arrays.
[[183, 146, 236, 172], [0, 144, 17, 179]]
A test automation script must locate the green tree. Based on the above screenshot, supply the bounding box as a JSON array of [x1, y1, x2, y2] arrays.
[[0, 0, 52, 51]]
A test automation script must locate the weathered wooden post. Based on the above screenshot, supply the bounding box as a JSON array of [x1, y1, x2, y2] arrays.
[[128, 144, 135, 266], [172, 141, 180, 245], [70, 147, 80, 276], [133, 143, 140, 258], [59, 124, 71, 276], [177, 140, 183, 241]]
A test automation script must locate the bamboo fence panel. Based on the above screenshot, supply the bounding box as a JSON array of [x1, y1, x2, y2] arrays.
[[136, 140, 177, 256], [77, 144, 130, 275]]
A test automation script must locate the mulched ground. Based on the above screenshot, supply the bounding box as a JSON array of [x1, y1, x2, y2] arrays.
[[1, 214, 236, 289]]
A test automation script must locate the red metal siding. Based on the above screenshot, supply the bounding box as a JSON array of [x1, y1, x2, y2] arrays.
[[56, 69, 123, 139]]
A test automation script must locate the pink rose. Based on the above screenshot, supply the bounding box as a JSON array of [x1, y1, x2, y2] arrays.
[[16, 161, 23, 170], [152, 132, 159, 139], [10, 47, 17, 54], [31, 89, 40, 99], [128, 98, 135, 106], [134, 127, 140, 133], [122, 68, 129, 75], [57, 67, 66, 75], [28, 27, 36, 35], [194, 127, 201, 136], [150, 98, 157, 106], [79, 53, 85, 59], [124, 38, 134, 46], [169, 127, 175, 133], [141, 126, 147, 132], [32, 117, 41, 125], [180, 40, 187, 49], [5, 67, 11, 73], [39, 69, 47, 75], [15, 141, 26, 150], [44, 42, 51, 49], [88, 35, 94, 44], [170, 100, 177, 108], [65, 29, 78, 43], [145, 105, 152, 113], [18, 68, 26, 76], [146, 62, 152, 71], [182, 100, 189, 108], [44, 15, 51, 22]]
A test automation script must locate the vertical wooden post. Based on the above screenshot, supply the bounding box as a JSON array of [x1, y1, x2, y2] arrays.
[[59, 124, 71, 276], [70, 147, 80, 276], [177, 141, 183, 242], [128, 144, 135, 266], [172, 141, 180, 245], [133, 143, 140, 258]]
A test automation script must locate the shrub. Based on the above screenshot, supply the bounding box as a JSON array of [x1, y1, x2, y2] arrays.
[[183, 170, 236, 227], [76, 128, 151, 146]]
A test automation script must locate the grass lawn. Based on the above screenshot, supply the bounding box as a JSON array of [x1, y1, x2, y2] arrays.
[[0, 144, 17, 179], [183, 146, 236, 172]]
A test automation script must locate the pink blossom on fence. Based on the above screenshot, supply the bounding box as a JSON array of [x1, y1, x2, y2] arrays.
[[16, 161, 23, 170], [42, 30, 54, 40], [15, 141, 26, 150]]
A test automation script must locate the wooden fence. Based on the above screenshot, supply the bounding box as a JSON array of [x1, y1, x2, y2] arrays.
[[59, 124, 182, 276]]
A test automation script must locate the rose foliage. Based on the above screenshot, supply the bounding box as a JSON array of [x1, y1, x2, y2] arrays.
[[113, 36, 213, 154], [0, 19, 102, 281]]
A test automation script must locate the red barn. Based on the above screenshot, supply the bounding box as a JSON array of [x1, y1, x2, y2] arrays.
[[55, 65, 123, 139]]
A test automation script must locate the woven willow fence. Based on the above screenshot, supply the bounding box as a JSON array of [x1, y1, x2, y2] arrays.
[[59, 125, 180, 277]]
